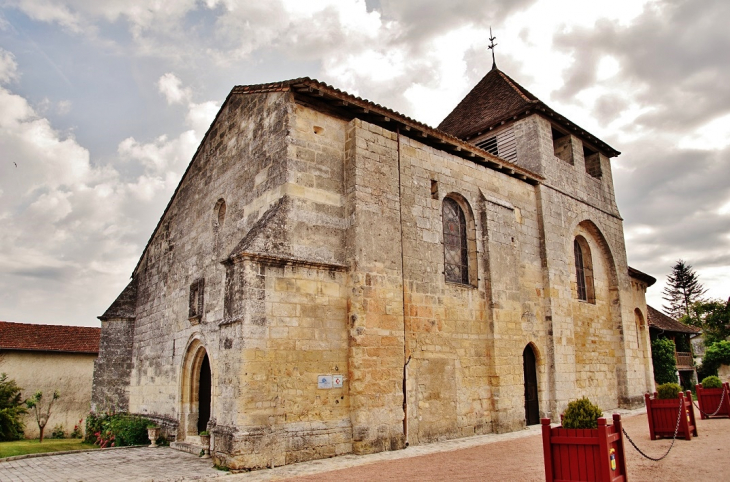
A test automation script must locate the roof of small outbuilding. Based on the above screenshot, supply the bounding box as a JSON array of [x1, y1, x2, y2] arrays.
[[647, 305, 701, 335], [0, 321, 100, 354], [437, 67, 620, 157]]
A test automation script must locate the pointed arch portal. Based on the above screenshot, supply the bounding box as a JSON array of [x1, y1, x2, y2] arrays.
[[181, 338, 212, 438]]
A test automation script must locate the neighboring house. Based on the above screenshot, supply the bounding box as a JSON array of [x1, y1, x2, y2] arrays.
[[93, 66, 655, 470], [647, 306, 701, 388], [0, 321, 100, 438]]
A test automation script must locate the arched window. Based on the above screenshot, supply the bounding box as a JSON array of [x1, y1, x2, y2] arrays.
[[443, 197, 469, 284], [574, 236, 595, 303], [214, 199, 226, 228]]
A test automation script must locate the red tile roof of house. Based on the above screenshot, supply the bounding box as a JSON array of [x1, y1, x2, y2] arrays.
[[647, 306, 701, 335], [0, 321, 100, 354]]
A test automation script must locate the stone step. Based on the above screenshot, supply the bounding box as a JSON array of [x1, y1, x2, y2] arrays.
[[170, 441, 205, 456]]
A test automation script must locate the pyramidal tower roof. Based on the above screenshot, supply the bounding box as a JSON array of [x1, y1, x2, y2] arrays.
[[438, 67, 619, 157]]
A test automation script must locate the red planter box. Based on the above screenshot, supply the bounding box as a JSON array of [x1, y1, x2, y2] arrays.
[[695, 382, 730, 419], [541, 414, 628, 482], [644, 390, 697, 440]]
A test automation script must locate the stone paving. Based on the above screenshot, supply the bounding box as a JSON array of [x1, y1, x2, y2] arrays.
[[0, 446, 224, 482], [0, 407, 646, 482]]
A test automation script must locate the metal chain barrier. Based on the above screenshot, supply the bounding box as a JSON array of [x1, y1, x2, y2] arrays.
[[622, 397, 683, 462], [693, 386, 727, 418]]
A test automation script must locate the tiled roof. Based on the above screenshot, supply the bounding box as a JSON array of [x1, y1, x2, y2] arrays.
[[0, 321, 100, 354], [99, 280, 137, 321], [437, 67, 620, 157], [647, 306, 700, 335], [628, 266, 657, 287]]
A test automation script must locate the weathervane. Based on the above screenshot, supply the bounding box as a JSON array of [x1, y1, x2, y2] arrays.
[[488, 27, 498, 70]]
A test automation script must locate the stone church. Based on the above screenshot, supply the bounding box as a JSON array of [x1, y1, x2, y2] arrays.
[[92, 65, 656, 469]]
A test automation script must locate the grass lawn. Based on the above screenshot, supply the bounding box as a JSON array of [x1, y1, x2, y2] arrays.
[[0, 439, 98, 458]]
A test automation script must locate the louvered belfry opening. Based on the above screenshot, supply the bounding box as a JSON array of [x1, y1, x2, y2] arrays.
[[443, 198, 469, 284]]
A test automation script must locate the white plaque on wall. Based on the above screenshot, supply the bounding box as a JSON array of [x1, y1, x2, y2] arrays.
[[318, 375, 332, 389]]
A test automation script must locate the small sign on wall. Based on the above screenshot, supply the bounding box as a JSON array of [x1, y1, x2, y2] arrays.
[[333, 374, 343, 388], [318, 375, 333, 389]]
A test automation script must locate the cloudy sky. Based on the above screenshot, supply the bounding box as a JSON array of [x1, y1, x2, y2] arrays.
[[1, 0, 728, 327]]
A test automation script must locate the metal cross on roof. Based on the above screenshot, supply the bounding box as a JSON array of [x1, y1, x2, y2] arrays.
[[488, 27, 498, 70]]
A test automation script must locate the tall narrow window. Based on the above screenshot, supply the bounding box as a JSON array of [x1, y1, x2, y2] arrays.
[[574, 236, 595, 303], [574, 239, 587, 300], [443, 198, 469, 284]]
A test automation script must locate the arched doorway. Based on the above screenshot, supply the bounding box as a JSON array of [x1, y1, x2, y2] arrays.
[[523, 345, 539, 425], [198, 353, 211, 433], [180, 338, 213, 439]]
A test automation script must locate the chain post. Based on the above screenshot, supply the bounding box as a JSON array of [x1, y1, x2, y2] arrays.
[[622, 396, 684, 462]]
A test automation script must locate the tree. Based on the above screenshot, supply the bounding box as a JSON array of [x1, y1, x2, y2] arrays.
[[684, 298, 730, 345], [25, 390, 60, 442], [0, 373, 27, 441], [662, 260, 706, 320]]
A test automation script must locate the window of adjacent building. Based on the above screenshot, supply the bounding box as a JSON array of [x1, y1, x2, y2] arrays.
[[443, 197, 469, 284], [574, 237, 595, 303], [552, 127, 574, 164], [189, 278, 205, 322]]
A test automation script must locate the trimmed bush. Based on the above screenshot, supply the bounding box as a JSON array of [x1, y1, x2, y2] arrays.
[[562, 397, 603, 429], [700, 375, 723, 389], [651, 338, 678, 385], [657, 382, 682, 399]]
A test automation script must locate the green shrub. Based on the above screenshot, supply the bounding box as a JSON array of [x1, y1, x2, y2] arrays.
[[562, 397, 603, 429], [651, 338, 678, 385], [85, 412, 153, 447], [657, 382, 682, 399], [700, 375, 723, 389], [700, 341, 730, 377], [0, 373, 27, 441], [50, 424, 66, 439]]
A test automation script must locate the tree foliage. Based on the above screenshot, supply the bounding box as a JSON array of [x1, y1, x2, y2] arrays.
[[25, 390, 60, 443], [700, 340, 730, 377], [0, 373, 27, 441], [683, 298, 730, 345], [662, 260, 706, 320], [651, 338, 678, 385]]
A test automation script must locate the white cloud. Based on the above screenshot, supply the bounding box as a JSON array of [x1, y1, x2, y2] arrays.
[[0, 59, 218, 325], [678, 113, 730, 151], [158, 72, 191, 105], [0, 48, 18, 84]]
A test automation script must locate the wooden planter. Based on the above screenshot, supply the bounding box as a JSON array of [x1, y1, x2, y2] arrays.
[[644, 390, 697, 440], [695, 382, 730, 419], [541, 414, 628, 482]]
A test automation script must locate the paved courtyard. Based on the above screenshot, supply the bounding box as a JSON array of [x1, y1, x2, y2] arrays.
[[0, 446, 224, 482], [3, 406, 730, 481]]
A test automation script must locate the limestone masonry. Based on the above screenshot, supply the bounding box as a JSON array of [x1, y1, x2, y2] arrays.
[[92, 67, 656, 469]]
